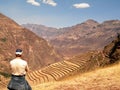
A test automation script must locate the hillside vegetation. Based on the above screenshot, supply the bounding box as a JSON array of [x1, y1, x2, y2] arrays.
[[32, 63, 120, 90]]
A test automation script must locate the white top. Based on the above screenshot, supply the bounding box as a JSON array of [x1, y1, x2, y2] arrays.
[[10, 58, 28, 76]]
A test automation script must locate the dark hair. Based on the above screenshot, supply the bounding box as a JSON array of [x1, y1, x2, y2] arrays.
[[16, 49, 22, 52], [16, 54, 22, 57]]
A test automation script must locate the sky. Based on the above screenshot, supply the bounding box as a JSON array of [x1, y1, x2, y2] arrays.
[[0, 0, 120, 28]]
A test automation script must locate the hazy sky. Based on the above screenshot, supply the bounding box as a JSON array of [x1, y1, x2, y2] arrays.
[[0, 0, 120, 28]]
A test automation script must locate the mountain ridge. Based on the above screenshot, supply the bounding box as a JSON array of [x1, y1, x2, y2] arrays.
[[0, 13, 62, 73], [23, 19, 120, 59]]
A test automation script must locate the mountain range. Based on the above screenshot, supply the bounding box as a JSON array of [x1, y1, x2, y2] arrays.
[[1, 12, 120, 73], [1, 13, 120, 90], [22, 19, 120, 59]]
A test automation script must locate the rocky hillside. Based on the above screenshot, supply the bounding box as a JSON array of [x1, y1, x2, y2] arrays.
[[103, 33, 120, 63], [1, 29, 120, 90], [22, 24, 59, 40], [23, 19, 120, 59], [0, 13, 62, 73]]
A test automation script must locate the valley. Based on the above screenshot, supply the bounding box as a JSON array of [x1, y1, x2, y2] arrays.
[[0, 13, 120, 90]]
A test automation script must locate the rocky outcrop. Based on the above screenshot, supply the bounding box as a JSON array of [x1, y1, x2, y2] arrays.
[[103, 33, 120, 63]]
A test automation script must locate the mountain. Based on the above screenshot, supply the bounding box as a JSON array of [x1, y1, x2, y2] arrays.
[[0, 13, 62, 73], [22, 24, 59, 40], [1, 28, 120, 90], [23, 19, 120, 59]]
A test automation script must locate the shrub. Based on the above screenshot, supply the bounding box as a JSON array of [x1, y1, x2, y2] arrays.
[[0, 37, 7, 42], [0, 72, 11, 78]]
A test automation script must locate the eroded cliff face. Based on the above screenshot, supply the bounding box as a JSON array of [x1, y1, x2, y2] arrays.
[[0, 13, 62, 73], [103, 33, 120, 63]]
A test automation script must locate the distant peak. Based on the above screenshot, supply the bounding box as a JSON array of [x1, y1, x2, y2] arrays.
[[77, 19, 99, 27], [85, 19, 99, 24], [102, 20, 120, 24]]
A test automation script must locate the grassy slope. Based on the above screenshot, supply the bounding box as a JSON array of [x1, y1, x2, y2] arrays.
[[32, 63, 120, 90]]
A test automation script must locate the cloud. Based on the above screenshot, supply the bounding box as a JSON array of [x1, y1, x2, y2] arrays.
[[26, 0, 57, 7], [27, 0, 40, 6], [42, 0, 57, 6], [73, 3, 90, 8]]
